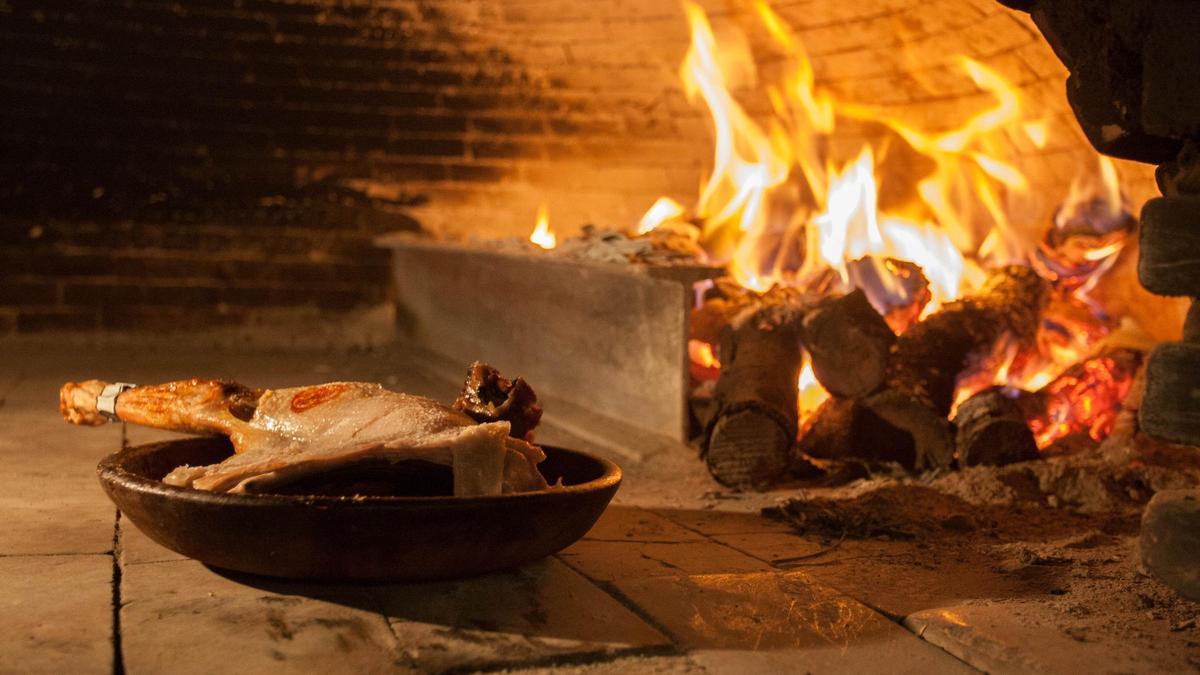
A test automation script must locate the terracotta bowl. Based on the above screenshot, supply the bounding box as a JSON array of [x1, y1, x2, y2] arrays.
[[97, 437, 621, 581]]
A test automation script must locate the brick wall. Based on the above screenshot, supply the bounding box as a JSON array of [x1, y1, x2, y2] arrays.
[[0, 0, 1156, 332]]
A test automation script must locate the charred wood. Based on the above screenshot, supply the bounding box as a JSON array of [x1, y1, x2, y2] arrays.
[[704, 291, 809, 489], [952, 387, 1039, 466], [885, 265, 1049, 417], [796, 397, 917, 467], [859, 265, 1046, 469], [801, 289, 896, 399]]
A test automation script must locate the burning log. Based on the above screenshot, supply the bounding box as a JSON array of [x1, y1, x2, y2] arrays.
[[886, 265, 1049, 415], [703, 290, 808, 489], [861, 265, 1048, 469], [854, 264, 1041, 468], [800, 289, 896, 399], [796, 398, 917, 467], [846, 257, 932, 334], [858, 388, 956, 470], [952, 388, 1039, 467], [1028, 347, 1144, 449], [794, 266, 1048, 470]]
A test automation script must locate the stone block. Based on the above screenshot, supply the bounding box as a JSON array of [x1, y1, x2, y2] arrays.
[[905, 599, 1192, 674], [0, 555, 113, 674], [650, 508, 796, 536], [1140, 489, 1200, 601], [583, 506, 707, 543], [1141, 1, 1200, 138], [1140, 342, 1200, 445], [1138, 196, 1200, 297], [121, 559, 399, 674], [612, 571, 903, 650], [377, 558, 667, 672]]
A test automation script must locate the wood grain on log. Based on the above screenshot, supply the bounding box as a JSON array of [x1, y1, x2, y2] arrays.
[[847, 265, 1048, 469], [801, 289, 896, 399], [860, 388, 955, 470], [885, 265, 1048, 417], [796, 397, 917, 467], [953, 388, 1039, 466], [704, 295, 808, 489]]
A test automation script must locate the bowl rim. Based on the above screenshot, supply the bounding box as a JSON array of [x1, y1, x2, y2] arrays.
[[98, 438, 622, 509]]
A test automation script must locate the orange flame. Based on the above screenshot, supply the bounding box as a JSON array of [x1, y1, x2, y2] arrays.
[[639, 197, 687, 235], [797, 357, 829, 421], [529, 203, 556, 249], [664, 3, 1140, 437]]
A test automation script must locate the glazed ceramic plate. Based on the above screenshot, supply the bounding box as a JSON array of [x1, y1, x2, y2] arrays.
[[98, 437, 621, 581]]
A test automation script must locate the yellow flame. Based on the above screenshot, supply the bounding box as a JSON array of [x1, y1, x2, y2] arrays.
[[654, 4, 1133, 428], [1098, 155, 1123, 217], [529, 204, 556, 249], [1023, 120, 1048, 148], [678, 0, 791, 277], [638, 197, 687, 235], [797, 356, 828, 421]]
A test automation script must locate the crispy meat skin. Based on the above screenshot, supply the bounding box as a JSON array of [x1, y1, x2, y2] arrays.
[[59, 372, 549, 496], [452, 362, 544, 440]]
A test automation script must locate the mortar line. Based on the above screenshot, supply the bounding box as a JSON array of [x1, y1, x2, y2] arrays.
[[897, 616, 985, 674], [552, 554, 682, 646], [443, 644, 682, 675], [110, 509, 126, 675]]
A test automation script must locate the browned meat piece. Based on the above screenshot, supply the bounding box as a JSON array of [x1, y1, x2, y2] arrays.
[[60, 371, 550, 497], [60, 379, 263, 441], [453, 362, 543, 441]]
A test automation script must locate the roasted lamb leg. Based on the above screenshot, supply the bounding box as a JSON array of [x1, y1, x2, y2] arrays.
[[60, 375, 549, 497]]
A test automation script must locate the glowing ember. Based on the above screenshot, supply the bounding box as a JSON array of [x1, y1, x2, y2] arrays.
[[1028, 350, 1142, 448], [529, 204, 556, 249], [688, 339, 720, 369]]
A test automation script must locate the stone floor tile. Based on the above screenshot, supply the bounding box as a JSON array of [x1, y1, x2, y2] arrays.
[[795, 540, 1064, 620], [121, 559, 400, 674], [0, 479, 114, 556], [583, 505, 707, 543], [650, 508, 797, 536], [611, 570, 911, 650], [0, 409, 121, 469], [376, 557, 669, 672], [558, 540, 773, 581], [905, 601, 1196, 675], [0, 554, 114, 675]]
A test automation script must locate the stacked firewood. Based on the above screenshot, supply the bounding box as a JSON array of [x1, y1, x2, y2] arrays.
[[694, 264, 1145, 490]]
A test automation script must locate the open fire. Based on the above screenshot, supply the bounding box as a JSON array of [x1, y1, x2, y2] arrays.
[[522, 2, 1149, 483]]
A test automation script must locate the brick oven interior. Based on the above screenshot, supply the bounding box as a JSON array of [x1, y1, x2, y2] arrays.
[[4, 1, 1200, 672]]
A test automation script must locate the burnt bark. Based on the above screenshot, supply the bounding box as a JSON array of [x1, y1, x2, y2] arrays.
[[797, 266, 1048, 471], [953, 387, 1040, 466], [801, 289, 896, 399], [886, 265, 1049, 417], [796, 397, 916, 467], [704, 296, 808, 489]]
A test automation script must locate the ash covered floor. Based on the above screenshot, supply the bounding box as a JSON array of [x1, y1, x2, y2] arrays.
[[2, 336, 1197, 674]]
